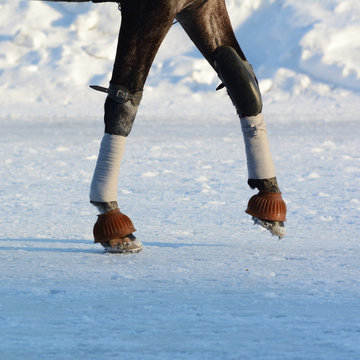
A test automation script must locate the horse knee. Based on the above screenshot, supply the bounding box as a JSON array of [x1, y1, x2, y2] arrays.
[[213, 46, 262, 117], [104, 84, 143, 137]]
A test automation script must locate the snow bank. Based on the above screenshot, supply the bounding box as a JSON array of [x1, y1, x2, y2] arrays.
[[0, 0, 360, 117], [298, 0, 360, 91]]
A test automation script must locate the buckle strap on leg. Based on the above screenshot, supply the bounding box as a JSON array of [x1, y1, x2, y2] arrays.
[[90, 84, 143, 106]]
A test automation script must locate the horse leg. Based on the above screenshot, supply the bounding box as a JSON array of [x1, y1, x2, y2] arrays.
[[90, 1, 176, 252], [177, 0, 286, 237]]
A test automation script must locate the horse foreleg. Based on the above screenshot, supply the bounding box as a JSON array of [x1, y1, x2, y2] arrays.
[[178, 0, 286, 237], [90, 2, 176, 252]]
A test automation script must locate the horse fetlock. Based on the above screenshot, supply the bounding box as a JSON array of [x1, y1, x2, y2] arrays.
[[213, 46, 262, 117], [90, 200, 119, 214], [248, 177, 281, 193]]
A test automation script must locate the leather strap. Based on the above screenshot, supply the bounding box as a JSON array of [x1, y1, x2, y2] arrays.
[[90, 84, 143, 106]]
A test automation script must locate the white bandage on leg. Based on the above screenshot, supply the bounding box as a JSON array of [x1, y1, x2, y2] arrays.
[[90, 133, 126, 203], [240, 113, 276, 180]]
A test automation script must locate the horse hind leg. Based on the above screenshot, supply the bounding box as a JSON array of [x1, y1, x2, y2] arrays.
[[90, 2, 176, 252], [178, 0, 286, 237]]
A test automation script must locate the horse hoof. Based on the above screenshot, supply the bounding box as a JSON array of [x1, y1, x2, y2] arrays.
[[251, 217, 286, 239], [100, 234, 143, 254]]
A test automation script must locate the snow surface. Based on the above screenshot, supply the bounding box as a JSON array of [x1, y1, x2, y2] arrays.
[[1, 0, 360, 359]]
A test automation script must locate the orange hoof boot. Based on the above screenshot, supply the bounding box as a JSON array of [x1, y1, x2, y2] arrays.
[[93, 208, 143, 253], [246, 192, 287, 238]]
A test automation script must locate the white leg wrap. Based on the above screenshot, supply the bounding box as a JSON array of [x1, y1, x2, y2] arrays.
[[240, 113, 276, 180], [89, 133, 126, 203]]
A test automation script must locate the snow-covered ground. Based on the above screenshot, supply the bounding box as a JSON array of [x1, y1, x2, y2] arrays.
[[1, 0, 360, 359]]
